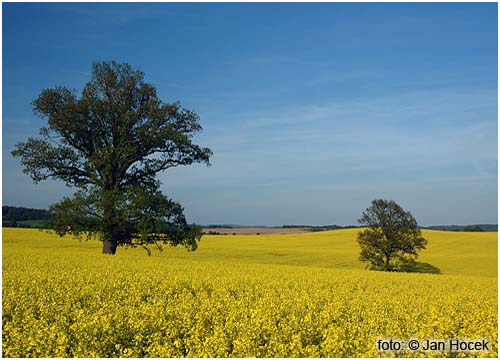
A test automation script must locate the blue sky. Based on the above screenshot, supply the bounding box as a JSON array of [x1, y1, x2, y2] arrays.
[[3, 3, 498, 226]]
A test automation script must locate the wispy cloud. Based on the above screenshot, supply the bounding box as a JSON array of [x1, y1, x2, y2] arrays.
[[163, 87, 497, 195]]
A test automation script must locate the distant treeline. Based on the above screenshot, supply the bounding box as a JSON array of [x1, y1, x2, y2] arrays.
[[204, 224, 238, 229], [2, 206, 51, 228], [283, 224, 359, 232], [423, 224, 497, 232], [282, 225, 312, 228], [284, 224, 497, 232], [3, 206, 498, 233]]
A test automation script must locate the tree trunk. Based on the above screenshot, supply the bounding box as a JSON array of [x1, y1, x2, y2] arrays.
[[102, 237, 117, 255], [102, 188, 119, 255], [384, 255, 392, 271]]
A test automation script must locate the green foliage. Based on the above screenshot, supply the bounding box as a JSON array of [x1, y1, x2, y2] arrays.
[[2, 219, 18, 228], [48, 185, 202, 254], [357, 199, 427, 271], [12, 61, 211, 254]]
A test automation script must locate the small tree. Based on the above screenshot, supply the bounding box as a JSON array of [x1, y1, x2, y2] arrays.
[[357, 199, 427, 271], [12, 61, 212, 254]]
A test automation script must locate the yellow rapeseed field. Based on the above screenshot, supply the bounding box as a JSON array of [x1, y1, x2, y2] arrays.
[[2, 228, 497, 357]]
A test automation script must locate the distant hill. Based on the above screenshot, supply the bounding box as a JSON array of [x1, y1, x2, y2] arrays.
[[423, 224, 497, 232]]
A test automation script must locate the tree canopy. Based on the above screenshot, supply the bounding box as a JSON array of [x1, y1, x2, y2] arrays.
[[12, 61, 212, 254], [357, 199, 427, 271]]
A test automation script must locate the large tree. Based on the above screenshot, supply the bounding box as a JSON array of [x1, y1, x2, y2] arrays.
[[12, 61, 212, 254], [357, 199, 427, 271]]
